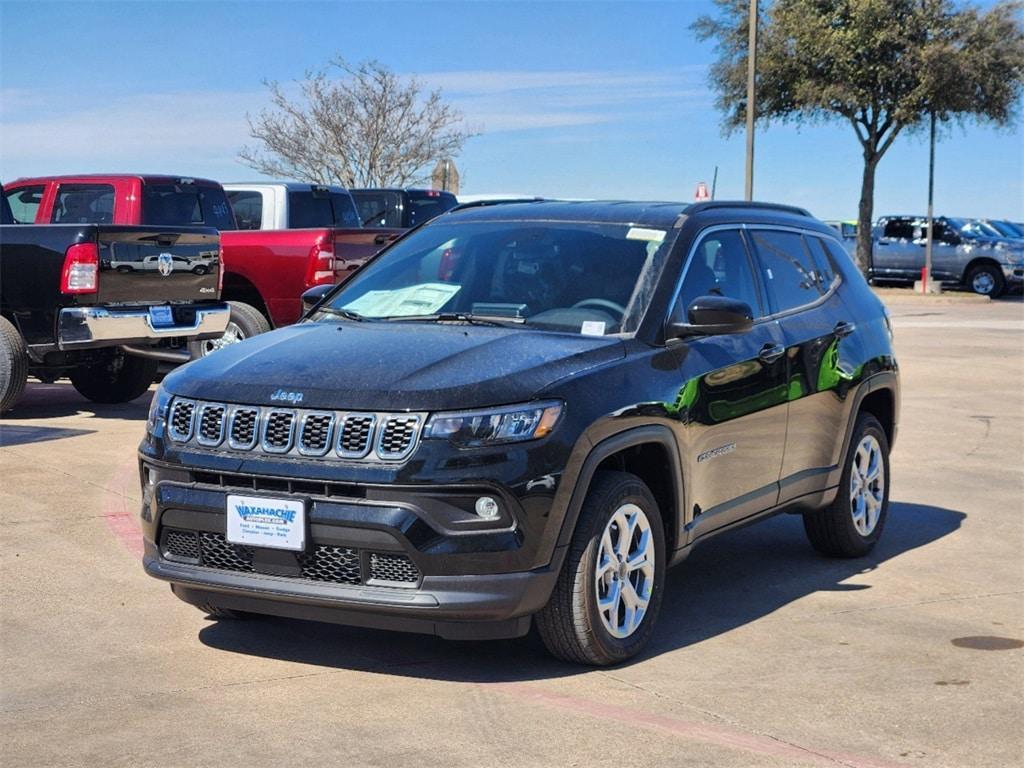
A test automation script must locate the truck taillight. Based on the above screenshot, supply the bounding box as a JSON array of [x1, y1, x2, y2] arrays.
[[217, 246, 225, 294], [306, 241, 336, 287], [60, 242, 99, 294]]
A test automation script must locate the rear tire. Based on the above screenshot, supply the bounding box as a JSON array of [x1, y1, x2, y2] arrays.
[[190, 300, 270, 358], [536, 470, 666, 666], [966, 263, 1005, 298], [69, 352, 157, 404], [0, 316, 29, 413], [803, 413, 890, 558]]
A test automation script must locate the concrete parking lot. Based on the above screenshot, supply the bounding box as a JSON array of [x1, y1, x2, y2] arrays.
[[2, 290, 1021, 768]]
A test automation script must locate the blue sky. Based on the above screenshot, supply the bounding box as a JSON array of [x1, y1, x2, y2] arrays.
[[1, 0, 1021, 220]]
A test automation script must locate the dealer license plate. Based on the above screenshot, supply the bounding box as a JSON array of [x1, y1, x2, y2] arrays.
[[149, 305, 174, 328], [226, 494, 305, 551]]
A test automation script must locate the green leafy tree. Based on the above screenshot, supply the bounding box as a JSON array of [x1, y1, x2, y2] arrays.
[[694, 0, 1024, 271]]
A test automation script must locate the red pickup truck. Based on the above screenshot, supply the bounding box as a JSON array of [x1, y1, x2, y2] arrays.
[[3, 176, 402, 353]]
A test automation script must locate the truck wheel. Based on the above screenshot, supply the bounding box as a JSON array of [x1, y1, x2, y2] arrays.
[[803, 413, 890, 558], [0, 316, 29, 413], [69, 352, 158, 404], [536, 470, 666, 666], [966, 263, 1005, 298], [190, 301, 270, 358]]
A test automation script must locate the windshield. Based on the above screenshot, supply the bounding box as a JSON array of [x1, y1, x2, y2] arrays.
[[990, 220, 1024, 238], [319, 220, 676, 335]]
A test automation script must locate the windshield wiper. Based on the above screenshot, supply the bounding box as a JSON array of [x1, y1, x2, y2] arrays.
[[381, 312, 526, 327], [316, 307, 368, 322]]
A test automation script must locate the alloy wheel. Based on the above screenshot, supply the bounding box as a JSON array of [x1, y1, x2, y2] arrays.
[[972, 271, 995, 294], [594, 503, 655, 639], [201, 322, 244, 356], [849, 435, 885, 536]]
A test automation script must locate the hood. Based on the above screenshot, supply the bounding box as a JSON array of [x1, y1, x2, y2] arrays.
[[164, 321, 626, 410]]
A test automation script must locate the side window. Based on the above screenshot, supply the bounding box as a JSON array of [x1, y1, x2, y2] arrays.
[[805, 236, 837, 288], [227, 190, 264, 230], [4, 185, 45, 223], [882, 219, 916, 240], [677, 229, 762, 317], [749, 230, 824, 314], [52, 184, 115, 224]]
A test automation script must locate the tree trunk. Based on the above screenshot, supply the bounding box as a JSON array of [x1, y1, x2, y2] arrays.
[[856, 155, 879, 279]]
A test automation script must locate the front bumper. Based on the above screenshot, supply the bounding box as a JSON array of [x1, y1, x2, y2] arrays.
[[58, 303, 230, 350], [139, 456, 563, 639], [1001, 263, 1024, 286]]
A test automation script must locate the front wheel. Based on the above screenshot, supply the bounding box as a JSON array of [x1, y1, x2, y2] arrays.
[[189, 301, 270, 358], [536, 470, 666, 666], [69, 352, 158, 404], [803, 413, 890, 558], [966, 263, 1005, 298]]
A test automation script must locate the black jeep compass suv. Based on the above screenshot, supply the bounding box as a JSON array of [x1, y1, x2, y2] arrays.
[[140, 200, 899, 665]]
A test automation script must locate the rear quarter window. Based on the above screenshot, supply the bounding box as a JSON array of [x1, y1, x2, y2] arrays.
[[749, 229, 825, 314], [4, 185, 45, 224]]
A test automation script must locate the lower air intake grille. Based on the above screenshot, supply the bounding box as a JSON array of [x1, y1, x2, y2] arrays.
[[369, 552, 420, 584], [298, 546, 361, 584], [159, 529, 421, 588]]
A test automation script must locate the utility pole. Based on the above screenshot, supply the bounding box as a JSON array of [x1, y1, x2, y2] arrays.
[[744, 0, 757, 201], [711, 165, 719, 200], [923, 110, 937, 293]]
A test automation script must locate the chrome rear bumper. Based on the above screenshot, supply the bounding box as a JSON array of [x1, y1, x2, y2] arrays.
[[57, 303, 230, 350]]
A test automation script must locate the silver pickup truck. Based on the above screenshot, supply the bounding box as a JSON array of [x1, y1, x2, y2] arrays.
[[872, 215, 1024, 297]]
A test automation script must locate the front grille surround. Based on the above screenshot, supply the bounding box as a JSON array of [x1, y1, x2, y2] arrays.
[[168, 398, 425, 463]]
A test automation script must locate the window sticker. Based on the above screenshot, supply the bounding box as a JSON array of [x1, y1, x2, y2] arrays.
[[344, 283, 461, 317], [626, 227, 666, 243], [581, 320, 606, 336]]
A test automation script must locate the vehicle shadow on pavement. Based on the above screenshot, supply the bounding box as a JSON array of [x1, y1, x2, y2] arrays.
[[1, 383, 153, 421], [0, 424, 96, 447], [197, 500, 964, 680]]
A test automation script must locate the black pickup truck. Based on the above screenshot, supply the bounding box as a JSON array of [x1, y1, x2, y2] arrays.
[[0, 189, 230, 412]]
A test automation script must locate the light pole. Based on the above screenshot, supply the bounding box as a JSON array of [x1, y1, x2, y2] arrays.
[[744, 0, 758, 201], [923, 110, 938, 293]]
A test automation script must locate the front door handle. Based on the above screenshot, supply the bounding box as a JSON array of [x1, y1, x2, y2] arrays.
[[758, 343, 785, 364], [833, 321, 856, 338]]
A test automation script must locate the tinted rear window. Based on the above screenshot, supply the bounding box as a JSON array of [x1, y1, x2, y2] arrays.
[[142, 183, 237, 230], [406, 191, 457, 227], [287, 190, 361, 229], [4, 185, 44, 224], [53, 183, 115, 224], [227, 190, 264, 230], [351, 190, 403, 228]]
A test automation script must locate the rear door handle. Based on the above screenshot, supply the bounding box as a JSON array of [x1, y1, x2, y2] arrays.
[[833, 321, 856, 338], [758, 343, 785, 364]]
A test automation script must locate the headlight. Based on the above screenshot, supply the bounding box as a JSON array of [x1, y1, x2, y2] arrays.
[[146, 384, 172, 436], [424, 401, 563, 447]]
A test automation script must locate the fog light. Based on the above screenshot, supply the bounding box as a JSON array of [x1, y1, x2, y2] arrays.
[[475, 496, 500, 520]]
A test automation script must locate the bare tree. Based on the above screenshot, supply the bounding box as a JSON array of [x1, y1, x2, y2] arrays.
[[239, 58, 476, 187]]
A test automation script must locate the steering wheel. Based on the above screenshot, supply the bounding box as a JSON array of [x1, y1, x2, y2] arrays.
[[572, 298, 626, 318]]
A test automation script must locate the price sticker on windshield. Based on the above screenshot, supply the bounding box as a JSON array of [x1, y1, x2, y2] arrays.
[[626, 227, 666, 243]]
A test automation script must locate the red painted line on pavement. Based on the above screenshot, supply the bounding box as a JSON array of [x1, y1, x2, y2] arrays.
[[493, 683, 907, 768], [103, 461, 144, 558]]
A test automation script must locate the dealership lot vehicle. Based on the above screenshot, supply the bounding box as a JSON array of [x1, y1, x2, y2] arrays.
[[872, 215, 1024, 296], [351, 187, 458, 228], [0, 186, 228, 413], [139, 200, 899, 665], [1, 292, 1020, 767], [3, 176, 401, 351]]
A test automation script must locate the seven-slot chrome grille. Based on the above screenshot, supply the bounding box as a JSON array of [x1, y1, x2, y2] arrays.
[[167, 398, 424, 462]]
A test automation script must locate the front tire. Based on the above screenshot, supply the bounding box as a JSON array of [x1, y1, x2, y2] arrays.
[[69, 352, 157, 404], [803, 413, 890, 558], [536, 470, 666, 666], [190, 300, 270, 358], [0, 316, 29, 413], [966, 263, 1005, 298]]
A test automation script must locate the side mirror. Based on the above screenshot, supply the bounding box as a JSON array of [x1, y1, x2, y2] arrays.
[[666, 295, 754, 340], [301, 284, 334, 315]]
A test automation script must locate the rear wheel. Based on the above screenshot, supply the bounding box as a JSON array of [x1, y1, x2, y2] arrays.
[[536, 470, 665, 665], [803, 413, 890, 558], [190, 300, 270, 358], [69, 352, 157, 404], [966, 263, 1005, 298], [0, 316, 29, 413]]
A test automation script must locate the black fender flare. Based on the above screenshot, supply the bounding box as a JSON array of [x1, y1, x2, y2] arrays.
[[544, 424, 685, 569]]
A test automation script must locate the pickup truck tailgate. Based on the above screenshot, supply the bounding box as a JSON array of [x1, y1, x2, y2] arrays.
[[97, 226, 220, 304], [332, 227, 404, 280]]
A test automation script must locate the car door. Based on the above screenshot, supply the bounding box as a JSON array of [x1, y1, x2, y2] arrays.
[[874, 218, 922, 278], [747, 228, 857, 503], [672, 227, 789, 544], [928, 219, 965, 281]]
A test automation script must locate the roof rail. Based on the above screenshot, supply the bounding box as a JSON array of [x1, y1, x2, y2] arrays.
[[685, 200, 813, 218], [448, 197, 545, 213]]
